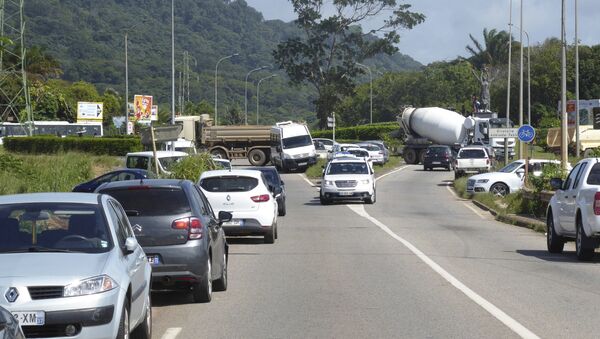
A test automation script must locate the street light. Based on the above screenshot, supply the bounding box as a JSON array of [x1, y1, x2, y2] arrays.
[[171, 0, 175, 124], [124, 21, 145, 124], [509, 24, 531, 126], [504, 0, 514, 165], [245, 66, 268, 125], [256, 74, 277, 125], [518, 0, 524, 159], [214, 53, 239, 125], [575, 0, 580, 156], [356, 62, 373, 124]]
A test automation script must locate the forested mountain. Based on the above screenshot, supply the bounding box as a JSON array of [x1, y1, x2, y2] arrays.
[[24, 0, 421, 125]]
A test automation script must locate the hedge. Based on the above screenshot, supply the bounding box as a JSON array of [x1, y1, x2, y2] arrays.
[[312, 123, 398, 140], [4, 136, 143, 155]]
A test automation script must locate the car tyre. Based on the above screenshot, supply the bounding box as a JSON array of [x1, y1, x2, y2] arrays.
[[213, 252, 228, 292], [192, 256, 212, 303], [489, 183, 509, 197], [116, 302, 130, 339], [264, 224, 275, 244], [278, 199, 287, 216], [576, 217, 595, 261], [546, 211, 565, 254], [319, 195, 330, 205], [131, 294, 152, 339]]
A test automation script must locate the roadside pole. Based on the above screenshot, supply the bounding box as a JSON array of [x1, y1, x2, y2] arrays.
[[150, 125, 160, 175], [328, 114, 335, 142], [518, 125, 536, 188]]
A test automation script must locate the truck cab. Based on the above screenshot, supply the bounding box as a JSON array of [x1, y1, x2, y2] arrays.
[[270, 121, 317, 172]]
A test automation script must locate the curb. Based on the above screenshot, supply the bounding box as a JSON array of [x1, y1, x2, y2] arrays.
[[471, 199, 546, 233]]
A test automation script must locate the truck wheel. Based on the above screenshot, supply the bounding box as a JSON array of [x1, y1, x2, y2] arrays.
[[546, 211, 565, 254], [248, 149, 267, 166], [403, 148, 417, 164], [211, 149, 227, 159], [576, 217, 595, 261]]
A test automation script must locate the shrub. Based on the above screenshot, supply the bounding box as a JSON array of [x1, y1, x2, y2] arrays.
[[4, 136, 142, 155], [167, 153, 217, 182], [528, 163, 566, 193]]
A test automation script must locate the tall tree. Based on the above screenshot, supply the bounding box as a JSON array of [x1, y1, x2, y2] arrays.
[[274, 0, 424, 128]]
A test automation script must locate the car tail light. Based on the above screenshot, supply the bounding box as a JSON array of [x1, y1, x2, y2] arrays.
[[594, 193, 600, 215], [171, 217, 203, 239], [251, 194, 270, 202]]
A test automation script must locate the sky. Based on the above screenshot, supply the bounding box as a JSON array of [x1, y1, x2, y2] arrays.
[[245, 0, 600, 65]]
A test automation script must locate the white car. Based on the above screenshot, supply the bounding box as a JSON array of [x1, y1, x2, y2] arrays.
[[327, 143, 358, 161], [467, 159, 563, 196], [320, 158, 376, 204], [211, 157, 232, 170], [313, 138, 335, 151], [357, 143, 385, 165], [198, 170, 279, 243], [125, 151, 189, 175]]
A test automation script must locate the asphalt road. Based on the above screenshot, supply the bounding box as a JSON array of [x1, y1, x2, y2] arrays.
[[151, 165, 600, 339]]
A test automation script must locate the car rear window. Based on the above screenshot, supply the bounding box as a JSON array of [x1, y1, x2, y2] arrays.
[[200, 176, 259, 192], [587, 163, 600, 185], [360, 144, 380, 151], [427, 147, 448, 154], [458, 149, 486, 159], [102, 188, 191, 216]]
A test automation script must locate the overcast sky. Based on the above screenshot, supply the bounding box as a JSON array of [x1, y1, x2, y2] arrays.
[[245, 0, 600, 65]]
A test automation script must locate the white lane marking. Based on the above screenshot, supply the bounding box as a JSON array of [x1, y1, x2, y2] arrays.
[[446, 183, 460, 199], [374, 165, 408, 183], [297, 173, 317, 187], [161, 327, 182, 339], [463, 202, 487, 220], [347, 204, 539, 339]]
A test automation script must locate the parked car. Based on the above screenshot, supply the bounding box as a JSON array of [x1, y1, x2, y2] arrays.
[[72, 169, 156, 193], [212, 157, 232, 170], [467, 159, 562, 196], [0, 193, 152, 338], [454, 146, 491, 179], [125, 151, 189, 175], [364, 140, 390, 163], [547, 158, 600, 260], [357, 143, 385, 165], [0, 305, 25, 339], [328, 143, 358, 161], [423, 145, 454, 171], [199, 170, 280, 243], [320, 157, 376, 205], [97, 179, 230, 303], [313, 139, 330, 159], [243, 166, 287, 216], [313, 138, 335, 151]]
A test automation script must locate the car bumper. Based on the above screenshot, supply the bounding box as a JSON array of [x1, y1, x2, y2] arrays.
[[456, 168, 489, 174], [321, 185, 374, 200], [283, 156, 317, 169], [424, 159, 451, 168], [143, 242, 208, 289]]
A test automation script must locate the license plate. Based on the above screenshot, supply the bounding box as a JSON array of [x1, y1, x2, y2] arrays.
[[338, 191, 353, 196], [223, 219, 243, 226], [298, 162, 307, 166], [12, 311, 45, 326], [432, 161, 441, 164], [147, 255, 161, 265]]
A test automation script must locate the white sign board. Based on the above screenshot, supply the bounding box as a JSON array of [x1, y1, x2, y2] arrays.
[[489, 128, 519, 138], [77, 102, 103, 122]]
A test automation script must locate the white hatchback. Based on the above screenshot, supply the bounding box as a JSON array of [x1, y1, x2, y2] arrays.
[[320, 158, 376, 204], [199, 170, 279, 243]]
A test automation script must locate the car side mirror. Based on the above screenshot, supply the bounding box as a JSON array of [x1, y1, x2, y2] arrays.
[[550, 178, 564, 190], [124, 237, 138, 255], [280, 180, 285, 185], [218, 211, 233, 224], [516, 169, 525, 176]]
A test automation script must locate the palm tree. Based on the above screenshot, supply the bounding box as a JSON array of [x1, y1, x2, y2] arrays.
[[466, 28, 513, 70]]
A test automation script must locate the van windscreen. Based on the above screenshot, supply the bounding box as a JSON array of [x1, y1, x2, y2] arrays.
[[282, 135, 312, 149]]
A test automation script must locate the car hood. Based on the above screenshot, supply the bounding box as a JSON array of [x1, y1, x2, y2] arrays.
[[0, 252, 110, 285], [468, 172, 514, 182]]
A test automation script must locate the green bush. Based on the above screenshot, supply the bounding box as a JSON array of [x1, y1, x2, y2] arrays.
[[4, 136, 142, 155], [312, 123, 399, 140], [528, 163, 566, 193], [167, 153, 217, 182]]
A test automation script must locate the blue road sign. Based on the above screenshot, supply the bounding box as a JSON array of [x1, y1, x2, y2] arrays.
[[518, 125, 536, 143]]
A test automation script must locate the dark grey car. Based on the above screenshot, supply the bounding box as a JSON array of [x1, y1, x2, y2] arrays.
[[243, 166, 286, 216], [97, 179, 230, 303]]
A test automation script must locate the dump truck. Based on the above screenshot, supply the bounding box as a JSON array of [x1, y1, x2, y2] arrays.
[[546, 126, 600, 157], [174, 115, 272, 166]]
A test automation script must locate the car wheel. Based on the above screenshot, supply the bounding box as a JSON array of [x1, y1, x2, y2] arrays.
[[213, 252, 228, 292], [576, 217, 595, 261], [192, 256, 212, 303], [274, 223, 278, 239], [319, 195, 330, 205], [131, 294, 152, 339], [546, 210, 565, 254], [454, 171, 460, 180], [489, 183, 509, 197], [446, 166, 451, 172], [116, 302, 129, 339], [278, 200, 286, 216], [264, 224, 275, 244]]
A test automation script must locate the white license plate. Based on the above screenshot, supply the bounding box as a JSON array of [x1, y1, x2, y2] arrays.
[[338, 191, 353, 196], [432, 161, 441, 164], [298, 162, 308, 166], [223, 219, 243, 226], [12, 311, 45, 326]]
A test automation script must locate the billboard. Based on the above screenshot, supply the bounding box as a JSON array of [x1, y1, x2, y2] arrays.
[[133, 95, 153, 121], [77, 102, 103, 122], [559, 99, 600, 127]]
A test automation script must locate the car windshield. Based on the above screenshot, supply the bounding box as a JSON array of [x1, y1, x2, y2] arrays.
[[0, 203, 112, 253], [159, 156, 186, 171], [256, 169, 280, 186], [327, 162, 369, 175], [126, 156, 150, 170], [458, 149, 486, 159], [214, 160, 232, 170], [282, 135, 312, 149], [348, 150, 368, 157], [498, 162, 524, 173], [200, 176, 259, 192], [101, 188, 191, 216]]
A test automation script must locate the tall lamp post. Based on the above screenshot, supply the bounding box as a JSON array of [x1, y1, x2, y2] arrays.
[[560, 0, 568, 171], [245, 66, 268, 125], [518, 0, 524, 159], [171, 0, 175, 124], [509, 24, 531, 125], [504, 0, 514, 165], [356, 62, 373, 124], [256, 74, 277, 125], [575, 0, 580, 157], [214, 53, 239, 125]]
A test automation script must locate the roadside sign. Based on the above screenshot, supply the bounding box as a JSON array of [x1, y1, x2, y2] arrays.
[[140, 125, 183, 145], [489, 128, 518, 138], [77, 102, 103, 122], [132, 95, 153, 122], [327, 116, 334, 128], [518, 125, 536, 143]]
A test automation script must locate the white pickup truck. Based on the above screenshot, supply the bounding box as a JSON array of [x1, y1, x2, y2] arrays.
[[547, 158, 600, 260], [454, 146, 491, 179]]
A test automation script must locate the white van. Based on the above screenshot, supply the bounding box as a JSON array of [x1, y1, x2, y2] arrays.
[[165, 138, 197, 154], [270, 121, 317, 171], [125, 151, 189, 175]]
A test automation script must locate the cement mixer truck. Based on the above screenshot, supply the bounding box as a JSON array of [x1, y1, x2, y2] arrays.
[[399, 107, 515, 164]]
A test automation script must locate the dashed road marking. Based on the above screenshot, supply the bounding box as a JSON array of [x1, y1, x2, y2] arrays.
[[161, 327, 182, 339]]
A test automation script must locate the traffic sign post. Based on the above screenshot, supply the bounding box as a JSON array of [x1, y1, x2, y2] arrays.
[[517, 125, 536, 187], [327, 114, 336, 142]]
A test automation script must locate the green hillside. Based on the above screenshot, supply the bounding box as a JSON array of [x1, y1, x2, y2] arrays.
[[24, 0, 421, 125]]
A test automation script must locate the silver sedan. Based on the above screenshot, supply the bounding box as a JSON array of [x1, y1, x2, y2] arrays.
[[0, 193, 152, 339]]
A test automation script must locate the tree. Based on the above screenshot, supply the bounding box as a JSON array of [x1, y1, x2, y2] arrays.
[[274, 0, 424, 128]]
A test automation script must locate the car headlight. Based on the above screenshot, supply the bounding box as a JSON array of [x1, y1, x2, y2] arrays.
[[361, 179, 370, 184], [325, 180, 335, 186], [63, 275, 118, 297], [282, 153, 293, 159], [309, 150, 316, 157], [476, 179, 489, 183]]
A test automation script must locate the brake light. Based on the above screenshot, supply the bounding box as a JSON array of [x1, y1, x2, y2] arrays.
[[251, 194, 270, 202], [171, 217, 203, 239], [594, 193, 600, 215]]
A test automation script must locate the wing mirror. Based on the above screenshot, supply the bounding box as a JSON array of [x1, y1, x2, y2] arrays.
[[218, 211, 233, 225], [273, 186, 283, 198], [124, 237, 138, 255], [516, 168, 525, 176], [550, 178, 564, 190]]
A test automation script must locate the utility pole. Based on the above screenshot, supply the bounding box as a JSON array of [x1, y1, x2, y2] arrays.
[[171, 0, 175, 124], [504, 0, 513, 164], [214, 53, 238, 126], [561, 0, 568, 171], [575, 0, 580, 157], [256, 74, 277, 125], [244, 66, 267, 125], [518, 0, 524, 159]]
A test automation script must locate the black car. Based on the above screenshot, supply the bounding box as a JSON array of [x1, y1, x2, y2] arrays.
[[423, 145, 454, 171], [243, 166, 286, 216], [97, 179, 230, 303], [72, 169, 156, 192]]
